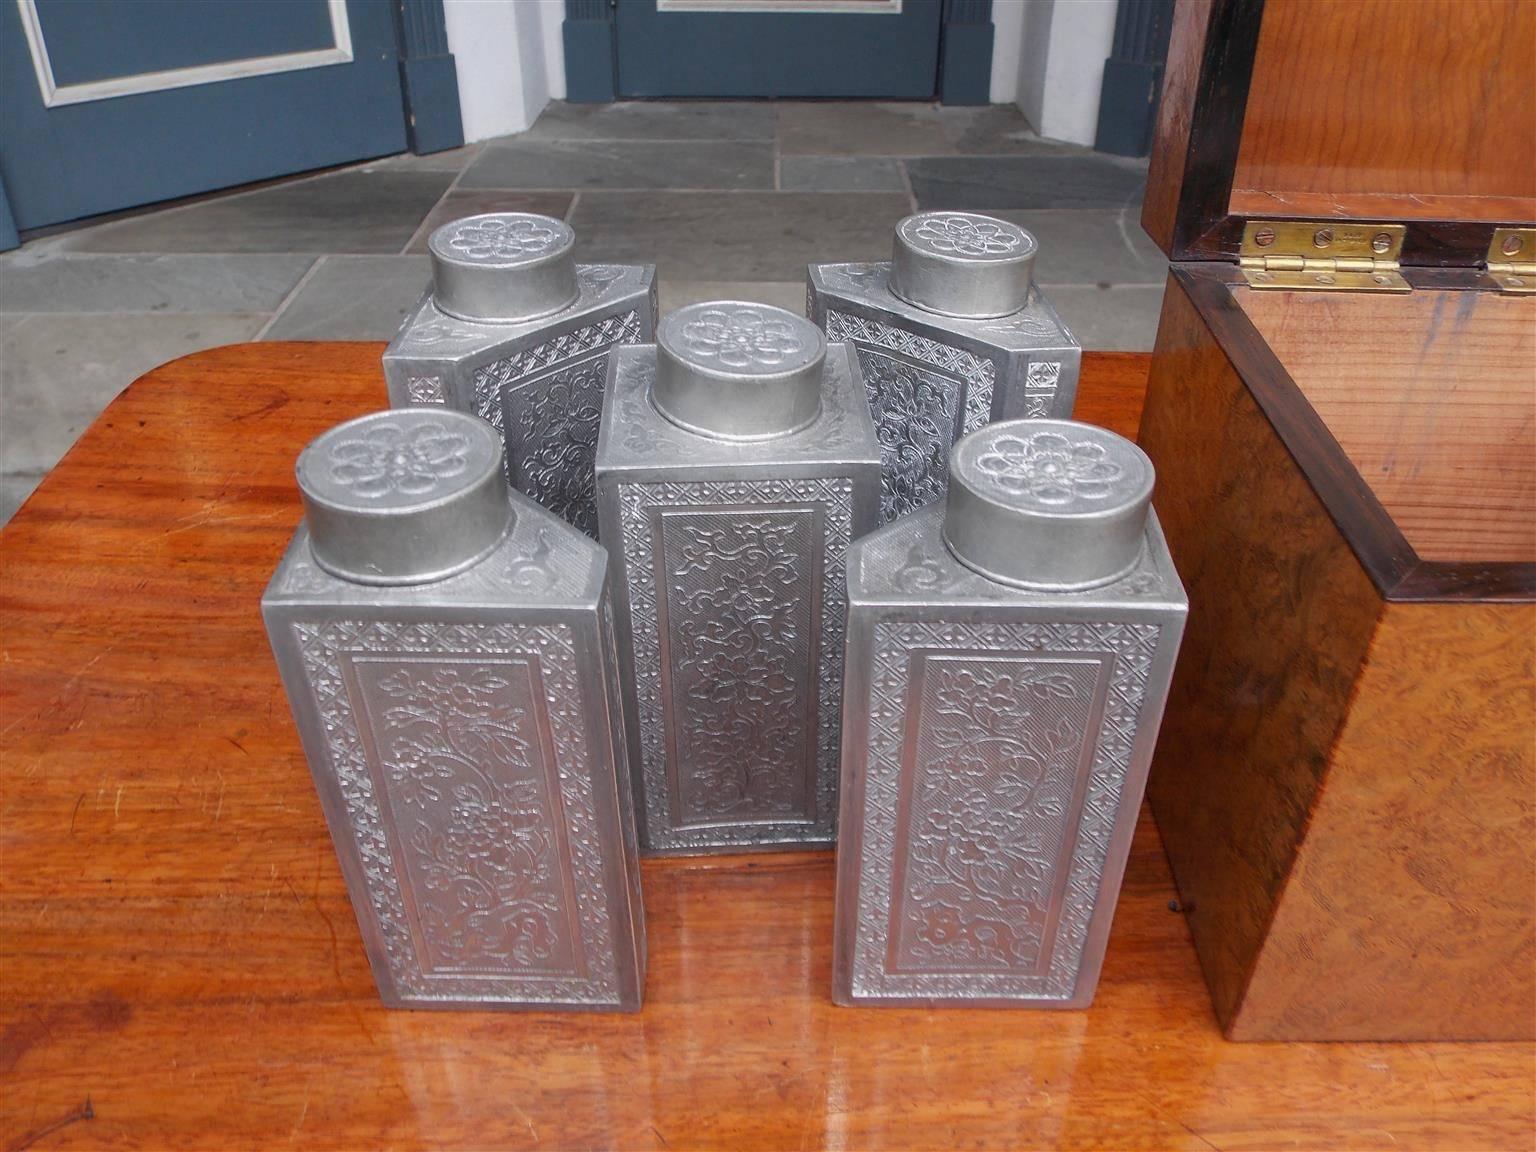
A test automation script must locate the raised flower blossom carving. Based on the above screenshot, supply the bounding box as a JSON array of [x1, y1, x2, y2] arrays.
[[328, 419, 471, 499], [973, 430, 1124, 506], [447, 215, 562, 261], [680, 305, 806, 370], [911, 214, 1023, 257]]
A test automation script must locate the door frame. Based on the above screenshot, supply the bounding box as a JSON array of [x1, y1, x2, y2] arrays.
[[0, 0, 462, 247], [563, 0, 993, 104]]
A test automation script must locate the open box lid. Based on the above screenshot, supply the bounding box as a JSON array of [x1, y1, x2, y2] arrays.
[[1142, 0, 1536, 284], [1139, 0, 1534, 601]]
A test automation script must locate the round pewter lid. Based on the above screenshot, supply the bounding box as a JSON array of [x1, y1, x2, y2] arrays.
[[428, 212, 579, 324], [943, 419, 1155, 591], [297, 409, 512, 586], [653, 301, 826, 440], [889, 211, 1037, 319]]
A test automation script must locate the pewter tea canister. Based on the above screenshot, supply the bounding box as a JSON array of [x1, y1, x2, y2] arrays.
[[262, 408, 646, 1011], [833, 419, 1186, 1007], [807, 211, 1081, 523], [595, 302, 881, 854], [383, 212, 656, 537]]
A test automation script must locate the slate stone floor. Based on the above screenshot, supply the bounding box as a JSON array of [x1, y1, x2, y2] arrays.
[[0, 100, 1165, 525]]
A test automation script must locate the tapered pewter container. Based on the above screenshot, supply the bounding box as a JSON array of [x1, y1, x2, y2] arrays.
[[808, 211, 1081, 523], [595, 302, 881, 854], [833, 419, 1186, 1007], [383, 212, 656, 537], [262, 408, 646, 1011]]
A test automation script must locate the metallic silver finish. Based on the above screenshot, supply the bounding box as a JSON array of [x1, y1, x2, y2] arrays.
[[384, 251, 656, 539], [833, 499, 1187, 1008], [807, 258, 1080, 525], [944, 419, 1155, 591], [595, 338, 881, 854], [263, 461, 646, 1011], [653, 302, 826, 440], [296, 410, 512, 586], [428, 213, 579, 324], [889, 212, 1037, 319]]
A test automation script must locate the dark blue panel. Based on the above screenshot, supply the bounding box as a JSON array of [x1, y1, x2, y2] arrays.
[[615, 1, 943, 99], [400, 54, 463, 154], [35, 0, 337, 86], [938, 21, 993, 105], [0, 0, 407, 230], [0, 176, 18, 251], [564, 14, 617, 103]]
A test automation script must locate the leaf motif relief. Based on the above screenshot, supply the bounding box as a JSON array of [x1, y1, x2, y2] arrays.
[[367, 660, 573, 975], [615, 477, 853, 851], [860, 352, 960, 521], [899, 661, 1090, 972], [668, 517, 808, 820], [512, 356, 606, 536], [468, 311, 643, 532], [851, 621, 1162, 1001], [826, 311, 995, 523]]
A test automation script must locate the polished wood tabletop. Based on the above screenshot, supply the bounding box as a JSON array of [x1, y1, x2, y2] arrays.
[[2, 343, 1531, 1151]]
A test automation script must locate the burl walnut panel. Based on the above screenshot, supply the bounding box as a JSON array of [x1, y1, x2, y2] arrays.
[[1141, 274, 1536, 1041], [1240, 601, 1536, 1041], [1138, 276, 1384, 1027]]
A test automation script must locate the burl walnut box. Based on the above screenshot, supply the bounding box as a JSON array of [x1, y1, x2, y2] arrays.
[[1137, 0, 1534, 1041]]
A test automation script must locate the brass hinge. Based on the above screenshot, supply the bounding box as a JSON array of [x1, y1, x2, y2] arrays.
[[1239, 221, 1410, 293], [1485, 227, 1536, 294]]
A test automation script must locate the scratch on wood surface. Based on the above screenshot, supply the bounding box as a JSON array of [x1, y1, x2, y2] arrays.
[[113, 786, 123, 820], [0, 652, 107, 740], [508, 1100, 538, 1143], [288, 1091, 310, 1143], [7, 1096, 93, 1151]]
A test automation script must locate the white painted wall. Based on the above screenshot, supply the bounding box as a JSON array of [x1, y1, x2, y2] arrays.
[[444, 0, 565, 143], [989, 0, 1117, 147], [989, 0, 1025, 104], [540, 0, 567, 100]]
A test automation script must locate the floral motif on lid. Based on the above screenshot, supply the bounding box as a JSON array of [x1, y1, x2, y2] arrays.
[[673, 304, 816, 372], [435, 213, 571, 264], [971, 429, 1139, 509], [325, 419, 476, 500], [901, 213, 1030, 260]]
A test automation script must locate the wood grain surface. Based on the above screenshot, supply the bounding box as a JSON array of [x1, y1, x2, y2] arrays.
[[1240, 601, 1536, 1041], [1236, 287, 1536, 564], [1138, 280, 1385, 1027], [1138, 0, 1215, 256], [1141, 277, 1536, 1044], [2, 343, 1533, 1150], [1230, 0, 1536, 221]]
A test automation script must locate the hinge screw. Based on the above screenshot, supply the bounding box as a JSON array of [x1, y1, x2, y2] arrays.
[[1254, 227, 1276, 247], [1313, 229, 1333, 248], [1371, 233, 1393, 254], [1502, 234, 1524, 256]]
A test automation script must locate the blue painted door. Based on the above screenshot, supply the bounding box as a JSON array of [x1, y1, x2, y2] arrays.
[[0, 0, 406, 233], [615, 0, 943, 98]]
